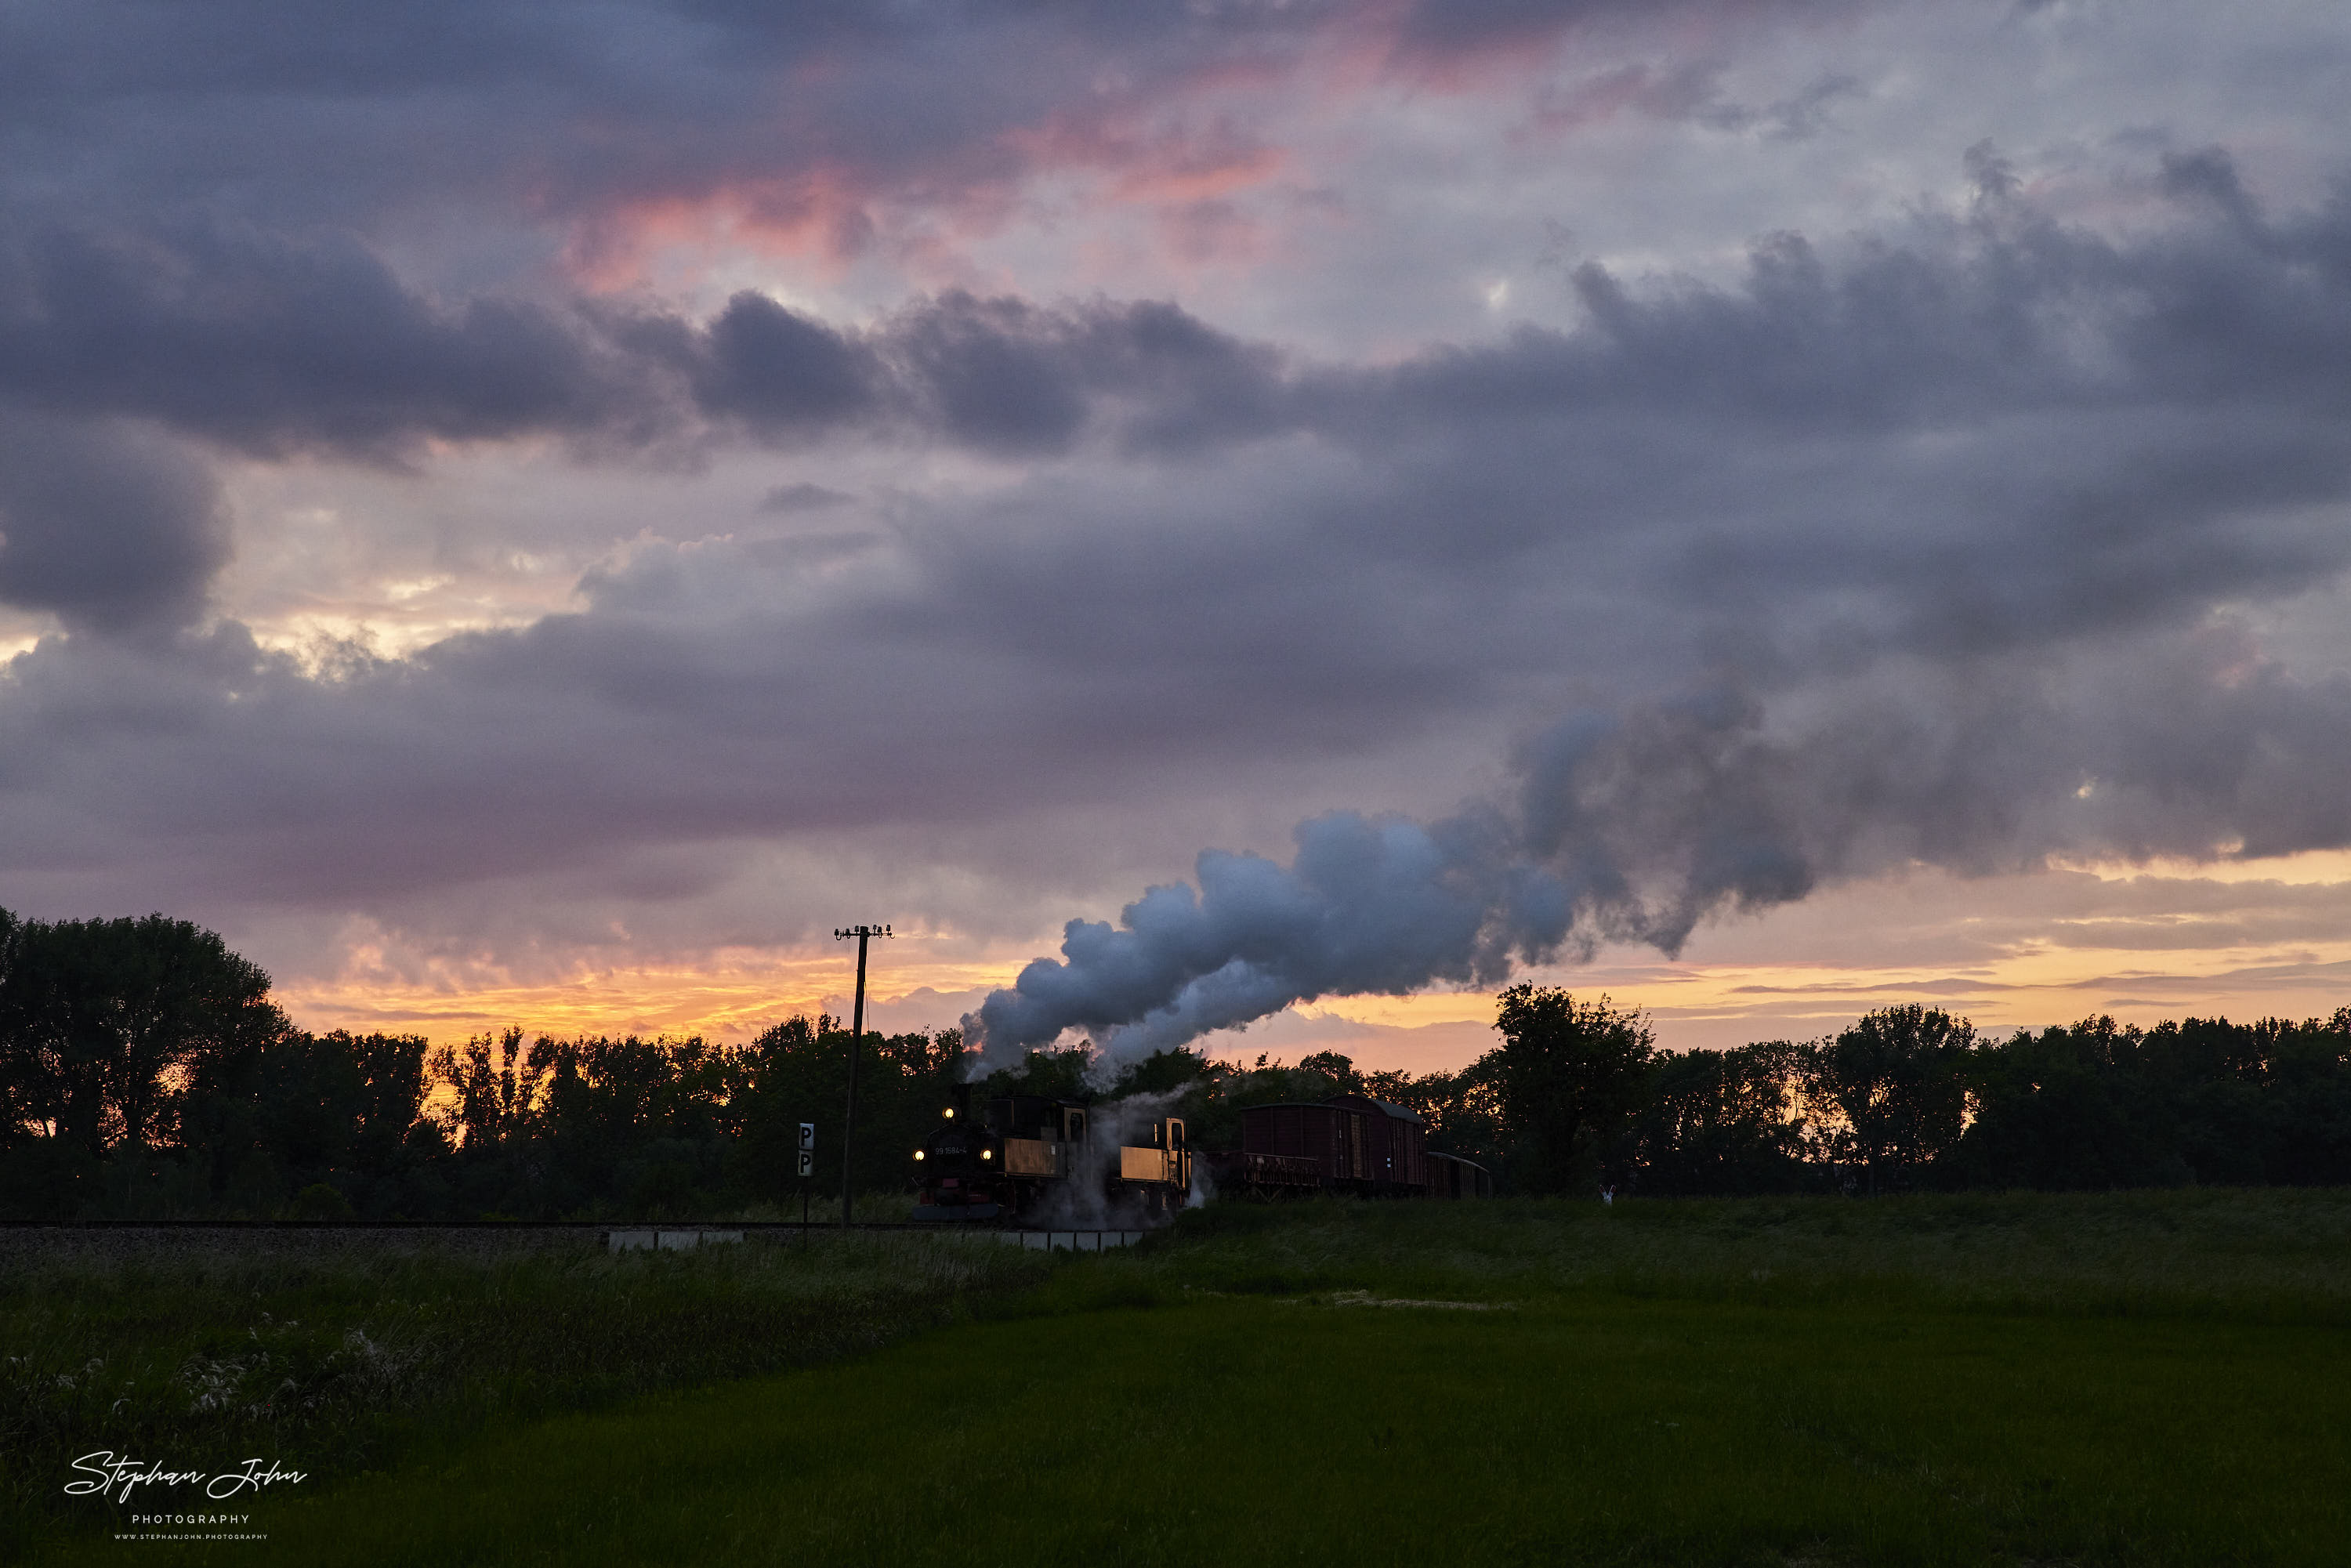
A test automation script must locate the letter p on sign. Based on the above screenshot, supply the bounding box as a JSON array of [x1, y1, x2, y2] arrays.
[[799, 1122, 816, 1152]]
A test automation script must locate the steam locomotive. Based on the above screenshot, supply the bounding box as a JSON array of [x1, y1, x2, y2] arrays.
[[911, 1088, 1491, 1222], [910, 1091, 1192, 1222]]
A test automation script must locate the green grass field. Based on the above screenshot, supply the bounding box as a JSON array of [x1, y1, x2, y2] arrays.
[[0, 1226, 1050, 1562], [19, 1191, 2351, 1566]]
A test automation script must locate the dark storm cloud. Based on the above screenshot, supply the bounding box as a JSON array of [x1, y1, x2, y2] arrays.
[[0, 212, 1284, 463], [758, 482, 853, 513], [3, 0, 1673, 237], [0, 552, 1451, 913], [0, 225, 679, 458], [676, 288, 1285, 457], [1353, 191, 2349, 444], [0, 0, 1904, 469], [0, 412, 226, 632], [691, 292, 884, 438], [1386, 0, 1860, 58], [686, 286, 1288, 456], [874, 293, 1286, 457], [1276, 157, 2351, 661], [8, 147, 2351, 837], [21, 137, 2350, 494]]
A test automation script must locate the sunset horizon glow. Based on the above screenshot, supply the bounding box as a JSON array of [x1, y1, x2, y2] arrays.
[[271, 846, 2351, 1074]]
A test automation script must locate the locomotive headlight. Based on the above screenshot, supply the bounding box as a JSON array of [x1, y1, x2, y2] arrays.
[[914, 1150, 926, 1161], [980, 1148, 993, 1160], [943, 1107, 955, 1118]]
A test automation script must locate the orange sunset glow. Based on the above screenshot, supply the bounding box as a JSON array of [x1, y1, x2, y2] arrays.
[[260, 850, 2351, 1077]]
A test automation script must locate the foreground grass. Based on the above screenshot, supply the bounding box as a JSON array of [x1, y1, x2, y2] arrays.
[[22, 1189, 2351, 1565], [1042, 1184, 2351, 1322], [131, 1296, 2351, 1567], [0, 1226, 1051, 1559]]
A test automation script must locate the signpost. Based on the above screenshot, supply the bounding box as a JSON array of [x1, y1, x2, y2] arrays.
[[833, 924, 891, 1226], [798, 1123, 815, 1232], [798, 1121, 815, 1225]]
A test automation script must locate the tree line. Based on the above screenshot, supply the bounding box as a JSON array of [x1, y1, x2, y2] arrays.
[[4, 910, 2348, 1216], [1333, 984, 2351, 1197], [0, 910, 969, 1219]]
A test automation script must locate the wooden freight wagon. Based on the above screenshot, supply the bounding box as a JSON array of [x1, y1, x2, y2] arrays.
[[1205, 1148, 1321, 1197], [1241, 1100, 1365, 1187], [1238, 1096, 1429, 1196], [1328, 1093, 1428, 1191], [1425, 1150, 1494, 1198]]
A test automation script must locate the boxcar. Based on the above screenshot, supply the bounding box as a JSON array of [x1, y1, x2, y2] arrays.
[[1204, 1148, 1322, 1197], [1238, 1095, 1429, 1197], [1425, 1150, 1494, 1199], [1330, 1093, 1428, 1191]]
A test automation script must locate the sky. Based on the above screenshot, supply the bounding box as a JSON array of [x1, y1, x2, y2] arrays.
[[4, 0, 2351, 1075]]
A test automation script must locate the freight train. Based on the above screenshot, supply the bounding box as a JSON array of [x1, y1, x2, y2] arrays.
[[910, 1088, 1492, 1222]]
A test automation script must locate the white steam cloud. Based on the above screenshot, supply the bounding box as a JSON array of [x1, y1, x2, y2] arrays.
[[966, 650, 2351, 1075]]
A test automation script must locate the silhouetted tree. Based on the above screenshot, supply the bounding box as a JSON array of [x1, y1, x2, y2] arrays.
[[1630, 1040, 1814, 1194], [0, 907, 24, 1148], [0, 911, 284, 1161], [728, 1016, 968, 1210], [180, 1028, 432, 1212], [2262, 1009, 2351, 1185], [1491, 985, 1655, 1193], [1952, 1016, 2171, 1190], [516, 1033, 741, 1215], [1803, 1005, 1973, 1194], [1292, 1051, 1365, 1093], [429, 1027, 543, 1152]]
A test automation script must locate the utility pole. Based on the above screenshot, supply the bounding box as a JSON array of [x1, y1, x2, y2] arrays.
[[834, 923, 891, 1226]]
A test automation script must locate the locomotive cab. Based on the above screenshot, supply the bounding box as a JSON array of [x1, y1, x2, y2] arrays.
[[913, 1092, 1194, 1223], [1113, 1116, 1191, 1212], [984, 1094, 1089, 1182], [984, 1095, 1087, 1142], [914, 1091, 1090, 1220]]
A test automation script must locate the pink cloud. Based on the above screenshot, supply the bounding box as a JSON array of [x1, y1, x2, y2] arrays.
[[534, 1, 1852, 295]]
